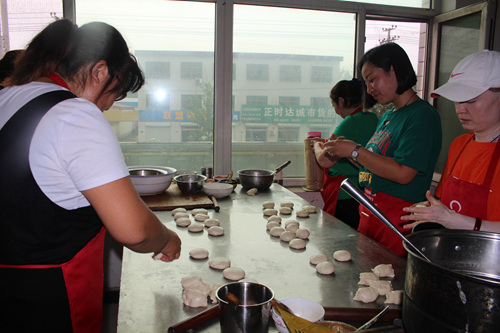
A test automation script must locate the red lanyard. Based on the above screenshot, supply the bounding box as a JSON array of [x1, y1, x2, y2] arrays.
[[48, 72, 70, 89], [350, 107, 363, 116]]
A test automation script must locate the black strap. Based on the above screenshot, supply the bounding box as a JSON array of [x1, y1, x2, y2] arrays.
[[0, 90, 76, 178]]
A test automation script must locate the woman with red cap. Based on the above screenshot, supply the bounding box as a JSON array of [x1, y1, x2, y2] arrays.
[[402, 50, 500, 233]]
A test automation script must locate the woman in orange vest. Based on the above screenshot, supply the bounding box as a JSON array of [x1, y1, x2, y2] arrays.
[[402, 50, 500, 233]]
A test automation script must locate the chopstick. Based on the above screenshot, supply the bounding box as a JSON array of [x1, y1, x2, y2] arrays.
[[167, 306, 220, 333]]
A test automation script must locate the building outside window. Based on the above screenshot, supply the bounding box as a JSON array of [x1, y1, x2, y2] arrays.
[[145, 62, 170, 79], [246, 64, 269, 81], [311, 66, 333, 83], [181, 62, 203, 79], [279, 65, 301, 82]]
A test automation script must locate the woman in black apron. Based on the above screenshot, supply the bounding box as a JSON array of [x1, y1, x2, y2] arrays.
[[0, 19, 181, 332], [402, 50, 500, 233]]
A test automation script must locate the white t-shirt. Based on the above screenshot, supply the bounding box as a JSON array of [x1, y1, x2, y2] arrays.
[[0, 82, 129, 210]]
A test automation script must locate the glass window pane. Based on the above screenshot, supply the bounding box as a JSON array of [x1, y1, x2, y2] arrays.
[[337, 0, 430, 9], [232, 6, 355, 177], [76, 0, 215, 171], [1, 0, 62, 53]]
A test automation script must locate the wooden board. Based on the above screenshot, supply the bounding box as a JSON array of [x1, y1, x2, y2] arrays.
[[141, 183, 214, 211]]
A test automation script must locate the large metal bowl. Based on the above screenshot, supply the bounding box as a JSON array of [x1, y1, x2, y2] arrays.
[[128, 166, 176, 196], [237, 169, 275, 190], [174, 174, 207, 194]]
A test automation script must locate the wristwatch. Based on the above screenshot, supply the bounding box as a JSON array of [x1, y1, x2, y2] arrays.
[[351, 144, 362, 162]]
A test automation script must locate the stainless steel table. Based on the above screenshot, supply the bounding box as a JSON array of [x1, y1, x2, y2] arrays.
[[117, 184, 406, 332]]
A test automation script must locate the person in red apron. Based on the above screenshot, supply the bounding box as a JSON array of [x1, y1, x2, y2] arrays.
[[402, 50, 500, 233], [314, 79, 378, 229], [0, 20, 181, 332], [323, 43, 442, 256]]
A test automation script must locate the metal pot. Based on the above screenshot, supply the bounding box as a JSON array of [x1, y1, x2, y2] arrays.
[[403, 229, 500, 332], [237, 161, 290, 190]]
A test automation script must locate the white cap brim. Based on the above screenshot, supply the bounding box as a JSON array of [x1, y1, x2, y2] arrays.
[[431, 82, 489, 102]]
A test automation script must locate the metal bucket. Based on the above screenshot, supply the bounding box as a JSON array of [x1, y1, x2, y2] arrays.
[[217, 282, 274, 333], [403, 229, 500, 332]]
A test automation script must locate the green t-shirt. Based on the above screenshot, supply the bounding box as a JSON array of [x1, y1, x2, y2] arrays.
[[359, 99, 442, 203], [329, 111, 379, 200]]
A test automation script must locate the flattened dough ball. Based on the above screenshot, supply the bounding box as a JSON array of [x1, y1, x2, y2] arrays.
[[262, 201, 275, 209], [176, 217, 192, 227], [358, 272, 379, 285], [188, 222, 205, 233], [279, 207, 293, 215], [353, 287, 379, 303], [280, 202, 294, 208], [316, 261, 335, 275], [266, 221, 281, 230], [309, 254, 329, 265], [192, 208, 208, 216], [204, 218, 220, 227], [267, 215, 282, 224], [223, 267, 246, 281], [194, 213, 210, 222], [279, 230, 295, 242], [208, 226, 225, 236], [333, 250, 352, 262], [189, 248, 209, 259], [296, 209, 310, 218], [385, 290, 404, 305], [295, 228, 310, 239], [372, 264, 395, 278], [263, 209, 278, 216], [270, 226, 285, 237], [303, 205, 317, 213], [172, 207, 187, 215], [209, 257, 231, 270], [289, 238, 306, 250], [247, 188, 258, 196]]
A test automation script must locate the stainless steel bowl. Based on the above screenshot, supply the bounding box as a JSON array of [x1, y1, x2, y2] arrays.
[[237, 169, 275, 190], [174, 174, 207, 194]]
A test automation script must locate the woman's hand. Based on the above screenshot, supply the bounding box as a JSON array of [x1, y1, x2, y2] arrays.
[[401, 190, 458, 229], [153, 228, 182, 262], [323, 138, 356, 159]]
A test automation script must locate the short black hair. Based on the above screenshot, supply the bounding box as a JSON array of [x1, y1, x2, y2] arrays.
[[330, 78, 376, 109], [357, 42, 416, 95]]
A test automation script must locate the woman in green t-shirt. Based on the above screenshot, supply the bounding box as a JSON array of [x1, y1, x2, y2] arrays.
[[323, 43, 442, 256], [314, 79, 378, 229]]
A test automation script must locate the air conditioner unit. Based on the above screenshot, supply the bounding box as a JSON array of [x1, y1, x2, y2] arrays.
[[195, 78, 203, 85]]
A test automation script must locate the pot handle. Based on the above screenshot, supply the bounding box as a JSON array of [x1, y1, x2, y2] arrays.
[[340, 179, 431, 262], [275, 160, 291, 174]]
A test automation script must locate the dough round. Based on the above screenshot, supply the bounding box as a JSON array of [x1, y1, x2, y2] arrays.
[[174, 212, 190, 220], [385, 290, 404, 305], [194, 213, 210, 222], [367, 280, 393, 296], [204, 218, 220, 227], [267, 215, 282, 224], [183, 288, 208, 308], [262, 201, 275, 209], [209, 257, 231, 270], [247, 188, 258, 196], [358, 272, 379, 286], [270, 226, 285, 237], [266, 221, 281, 230], [333, 250, 352, 262], [223, 267, 245, 281], [279, 207, 293, 215], [309, 253, 329, 265], [353, 287, 379, 303], [172, 207, 187, 215], [192, 208, 208, 216], [263, 208, 278, 216], [372, 264, 395, 278], [280, 202, 294, 208], [316, 261, 335, 275], [189, 248, 209, 259], [188, 222, 205, 233], [279, 230, 295, 242], [295, 228, 310, 239], [296, 209, 310, 218], [176, 217, 192, 227], [289, 238, 306, 249], [284, 220, 299, 228], [303, 205, 317, 213], [285, 221, 300, 233], [208, 226, 225, 236]]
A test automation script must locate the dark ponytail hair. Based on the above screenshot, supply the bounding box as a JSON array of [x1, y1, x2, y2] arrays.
[[10, 20, 144, 99], [357, 42, 416, 95], [10, 19, 75, 86], [330, 78, 376, 110]]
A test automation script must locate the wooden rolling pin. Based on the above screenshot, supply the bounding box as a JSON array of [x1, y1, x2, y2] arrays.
[[323, 307, 401, 323], [167, 306, 220, 333]]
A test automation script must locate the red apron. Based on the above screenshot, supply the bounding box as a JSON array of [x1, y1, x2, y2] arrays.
[[358, 189, 412, 256], [0, 227, 105, 333], [441, 137, 500, 220], [321, 169, 345, 216]]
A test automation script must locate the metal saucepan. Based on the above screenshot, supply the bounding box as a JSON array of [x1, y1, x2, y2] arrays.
[[238, 160, 291, 190], [340, 179, 500, 332]]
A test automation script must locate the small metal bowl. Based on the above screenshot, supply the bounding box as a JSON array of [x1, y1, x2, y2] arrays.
[[174, 174, 207, 194]]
